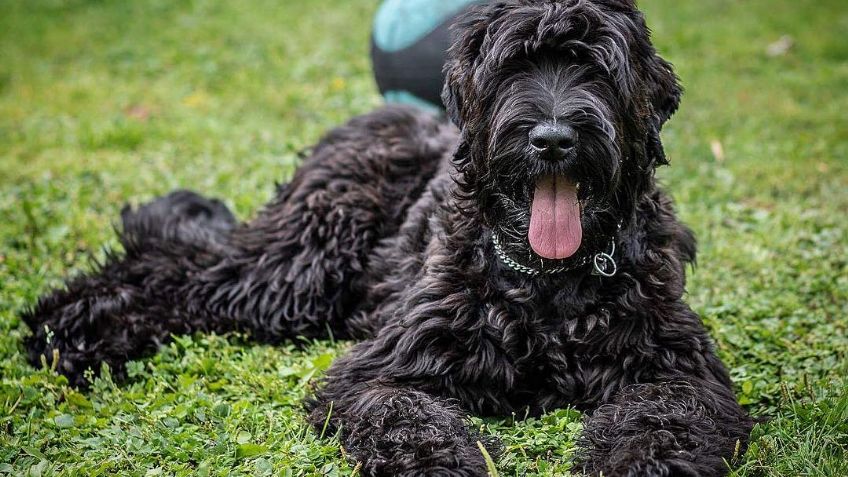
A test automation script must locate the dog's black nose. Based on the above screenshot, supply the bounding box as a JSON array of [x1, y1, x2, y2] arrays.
[[529, 123, 577, 157]]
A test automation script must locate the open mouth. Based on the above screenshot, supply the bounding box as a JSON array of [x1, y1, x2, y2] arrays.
[[528, 174, 583, 260]]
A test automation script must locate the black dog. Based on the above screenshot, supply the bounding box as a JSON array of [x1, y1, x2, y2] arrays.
[[23, 1, 753, 475]]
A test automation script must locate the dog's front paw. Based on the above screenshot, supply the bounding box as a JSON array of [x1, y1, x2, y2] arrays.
[[377, 441, 490, 477], [308, 382, 497, 477], [576, 454, 705, 477], [345, 432, 491, 477]]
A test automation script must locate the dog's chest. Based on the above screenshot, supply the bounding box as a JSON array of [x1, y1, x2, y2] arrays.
[[469, 294, 611, 410]]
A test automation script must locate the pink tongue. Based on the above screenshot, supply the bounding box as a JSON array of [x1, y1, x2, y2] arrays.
[[529, 175, 582, 259]]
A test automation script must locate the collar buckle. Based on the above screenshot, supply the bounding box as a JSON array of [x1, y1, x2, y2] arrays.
[[591, 241, 618, 277]]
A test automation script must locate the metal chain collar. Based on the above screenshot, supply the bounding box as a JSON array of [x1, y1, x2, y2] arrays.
[[491, 230, 619, 278]]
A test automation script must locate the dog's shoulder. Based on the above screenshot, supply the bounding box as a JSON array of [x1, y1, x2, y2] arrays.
[[633, 186, 697, 267]]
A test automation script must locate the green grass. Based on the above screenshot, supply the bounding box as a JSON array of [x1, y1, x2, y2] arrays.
[[1, 0, 846, 475]]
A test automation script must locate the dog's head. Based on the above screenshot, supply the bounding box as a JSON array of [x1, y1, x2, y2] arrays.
[[443, 0, 681, 271]]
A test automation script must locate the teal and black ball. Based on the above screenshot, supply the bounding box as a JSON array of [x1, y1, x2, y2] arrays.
[[371, 0, 485, 112]]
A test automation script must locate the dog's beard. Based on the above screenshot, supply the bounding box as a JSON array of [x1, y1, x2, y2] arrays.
[[454, 58, 630, 272], [484, 96, 622, 272], [488, 168, 617, 273]]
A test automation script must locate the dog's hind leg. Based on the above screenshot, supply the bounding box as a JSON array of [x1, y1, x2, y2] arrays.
[[22, 105, 455, 386], [186, 105, 455, 342], [21, 190, 240, 387]]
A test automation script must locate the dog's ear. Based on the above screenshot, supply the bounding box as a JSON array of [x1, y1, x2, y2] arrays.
[[441, 3, 501, 128], [644, 54, 682, 128], [641, 53, 682, 166], [441, 54, 469, 129]]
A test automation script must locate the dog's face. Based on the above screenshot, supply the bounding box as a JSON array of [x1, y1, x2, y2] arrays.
[[443, 0, 681, 271]]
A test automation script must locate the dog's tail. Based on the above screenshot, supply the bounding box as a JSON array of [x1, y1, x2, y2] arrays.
[[119, 189, 237, 256]]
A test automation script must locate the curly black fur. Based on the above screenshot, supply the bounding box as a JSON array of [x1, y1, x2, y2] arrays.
[[22, 1, 752, 475]]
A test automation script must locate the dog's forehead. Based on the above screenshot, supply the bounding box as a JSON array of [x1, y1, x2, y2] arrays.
[[472, 0, 645, 91]]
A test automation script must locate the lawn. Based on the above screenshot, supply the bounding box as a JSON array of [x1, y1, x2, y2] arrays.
[[1, 0, 846, 475]]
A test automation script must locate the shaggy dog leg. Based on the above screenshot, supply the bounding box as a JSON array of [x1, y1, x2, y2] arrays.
[[22, 191, 238, 386], [186, 106, 454, 342], [578, 377, 752, 476], [23, 106, 454, 386], [308, 379, 489, 476]]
